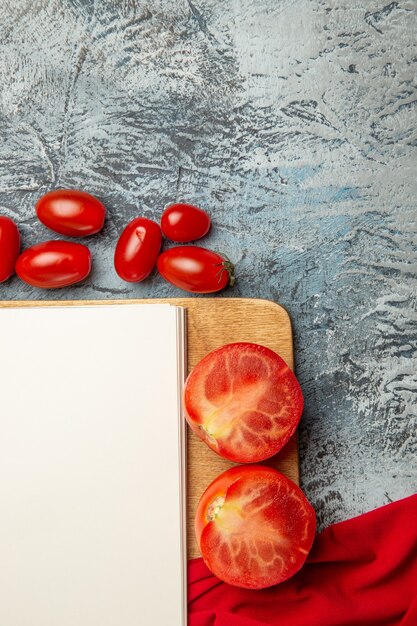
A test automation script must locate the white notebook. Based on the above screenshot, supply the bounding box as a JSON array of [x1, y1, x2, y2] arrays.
[[0, 303, 187, 626]]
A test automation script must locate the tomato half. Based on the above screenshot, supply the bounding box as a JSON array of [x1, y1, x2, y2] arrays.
[[35, 189, 106, 237], [161, 203, 211, 242], [16, 241, 91, 288], [0, 216, 20, 283], [114, 217, 162, 282], [196, 465, 316, 589], [184, 342, 303, 463], [157, 246, 234, 293]]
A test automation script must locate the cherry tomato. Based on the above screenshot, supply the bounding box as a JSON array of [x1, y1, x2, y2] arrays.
[[16, 241, 91, 288], [161, 203, 211, 242], [0, 216, 20, 283], [114, 217, 162, 282], [157, 246, 234, 293], [184, 342, 303, 463], [196, 465, 316, 589], [35, 189, 106, 237]]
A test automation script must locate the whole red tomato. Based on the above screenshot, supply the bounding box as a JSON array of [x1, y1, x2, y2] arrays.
[[184, 342, 303, 462], [195, 465, 316, 589], [36, 189, 106, 237], [114, 217, 162, 282], [0, 216, 20, 283], [16, 241, 91, 288], [161, 203, 211, 242], [157, 246, 234, 293]]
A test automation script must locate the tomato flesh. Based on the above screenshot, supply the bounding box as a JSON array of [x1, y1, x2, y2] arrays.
[[157, 246, 234, 293], [161, 203, 211, 242], [16, 241, 91, 288], [196, 465, 316, 589], [114, 217, 162, 282], [184, 342, 303, 463], [36, 189, 106, 237], [0, 216, 20, 283]]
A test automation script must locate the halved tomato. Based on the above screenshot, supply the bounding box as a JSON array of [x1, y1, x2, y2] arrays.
[[196, 465, 316, 589], [184, 342, 303, 463]]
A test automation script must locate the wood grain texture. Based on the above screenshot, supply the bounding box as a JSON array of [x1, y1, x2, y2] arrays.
[[0, 297, 297, 558]]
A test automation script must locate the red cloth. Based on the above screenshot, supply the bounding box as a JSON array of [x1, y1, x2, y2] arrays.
[[188, 494, 417, 626]]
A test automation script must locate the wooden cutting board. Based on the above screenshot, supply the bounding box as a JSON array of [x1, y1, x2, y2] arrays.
[[0, 298, 298, 558]]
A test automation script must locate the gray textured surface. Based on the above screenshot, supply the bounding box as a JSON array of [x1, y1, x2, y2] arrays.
[[0, 0, 416, 530]]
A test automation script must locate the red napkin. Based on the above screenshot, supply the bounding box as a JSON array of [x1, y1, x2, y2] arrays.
[[188, 494, 417, 626]]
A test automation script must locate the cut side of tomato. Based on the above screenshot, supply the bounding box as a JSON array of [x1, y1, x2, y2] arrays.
[[196, 465, 316, 589], [184, 342, 304, 463]]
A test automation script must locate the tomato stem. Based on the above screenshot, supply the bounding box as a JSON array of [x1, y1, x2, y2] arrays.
[[214, 254, 235, 288]]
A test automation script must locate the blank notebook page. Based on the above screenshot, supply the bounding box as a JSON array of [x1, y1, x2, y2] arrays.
[[0, 304, 186, 626]]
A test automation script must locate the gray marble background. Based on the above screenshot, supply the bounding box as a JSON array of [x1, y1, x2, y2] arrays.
[[1, 0, 416, 530]]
